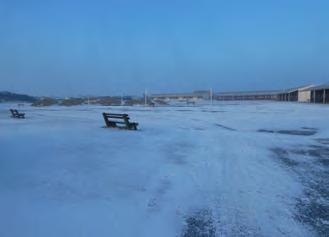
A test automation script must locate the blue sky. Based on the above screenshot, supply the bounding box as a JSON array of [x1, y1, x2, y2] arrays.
[[0, 0, 328, 96]]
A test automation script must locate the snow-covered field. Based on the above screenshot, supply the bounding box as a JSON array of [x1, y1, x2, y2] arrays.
[[0, 102, 328, 237]]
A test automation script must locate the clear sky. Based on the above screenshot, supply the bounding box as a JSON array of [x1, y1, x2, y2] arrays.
[[0, 0, 329, 96]]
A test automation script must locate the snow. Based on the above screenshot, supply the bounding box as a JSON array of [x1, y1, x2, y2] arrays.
[[0, 101, 328, 237]]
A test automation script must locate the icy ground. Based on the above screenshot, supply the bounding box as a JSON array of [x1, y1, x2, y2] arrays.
[[0, 102, 329, 237]]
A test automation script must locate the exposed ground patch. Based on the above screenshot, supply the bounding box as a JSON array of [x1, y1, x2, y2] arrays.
[[302, 127, 318, 130], [259, 128, 317, 136], [270, 148, 299, 167], [270, 143, 329, 236], [215, 124, 236, 131], [181, 209, 216, 237], [315, 138, 329, 145], [176, 109, 194, 112], [295, 174, 329, 237], [201, 110, 226, 113], [291, 145, 329, 159]]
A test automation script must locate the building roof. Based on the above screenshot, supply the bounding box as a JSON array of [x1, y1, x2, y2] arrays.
[[148, 83, 327, 98], [281, 84, 314, 93], [215, 90, 282, 97], [309, 83, 329, 90], [149, 90, 210, 98], [149, 93, 195, 98]]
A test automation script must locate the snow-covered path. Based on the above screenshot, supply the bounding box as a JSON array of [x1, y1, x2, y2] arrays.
[[0, 102, 328, 237]]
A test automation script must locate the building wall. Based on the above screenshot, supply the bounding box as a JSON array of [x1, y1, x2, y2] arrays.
[[298, 90, 311, 103], [150, 95, 202, 101], [278, 91, 298, 101], [311, 89, 329, 104], [149, 91, 210, 101], [215, 94, 278, 101], [278, 94, 288, 101]]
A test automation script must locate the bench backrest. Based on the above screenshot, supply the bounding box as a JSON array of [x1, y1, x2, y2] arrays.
[[103, 113, 129, 120], [10, 109, 19, 115], [102, 112, 138, 130], [103, 112, 130, 125], [10, 109, 24, 117]]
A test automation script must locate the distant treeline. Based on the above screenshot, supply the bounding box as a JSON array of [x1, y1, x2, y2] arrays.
[[0, 91, 167, 106], [0, 91, 37, 102], [31, 96, 149, 107]]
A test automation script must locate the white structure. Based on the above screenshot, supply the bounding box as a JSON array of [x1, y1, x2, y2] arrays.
[[278, 85, 314, 102], [310, 83, 329, 104], [149, 90, 211, 102], [298, 88, 312, 103]]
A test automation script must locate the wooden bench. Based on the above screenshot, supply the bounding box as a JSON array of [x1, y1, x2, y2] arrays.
[[102, 113, 138, 130], [10, 109, 25, 119]]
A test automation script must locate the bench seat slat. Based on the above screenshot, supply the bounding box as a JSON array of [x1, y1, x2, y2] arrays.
[[109, 121, 127, 124], [105, 113, 128, 116], [105, 115, 129, 119], [103, 113, 128, 116]]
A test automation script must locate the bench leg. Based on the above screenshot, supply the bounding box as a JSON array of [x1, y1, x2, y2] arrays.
[[108, 122, 117, 128], [128, 124, 137, 130], [103, 114, 117, 128], [105, 121, 117, 128]]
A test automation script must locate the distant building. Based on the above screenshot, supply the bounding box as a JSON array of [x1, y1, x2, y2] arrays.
[[277, 85, 314, 102], [309, 83, 329, 104], [271, 84, 329, 103], [215, 90, 280, 101], [147, 84, 329, 104], [149, 90, 211, 101], [298, 87, 313, 103]]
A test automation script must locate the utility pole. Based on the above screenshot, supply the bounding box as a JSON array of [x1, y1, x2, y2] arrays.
[[121, 94, 124, 106], [210, 88, 213, 105], [144, 89, 147, 106]]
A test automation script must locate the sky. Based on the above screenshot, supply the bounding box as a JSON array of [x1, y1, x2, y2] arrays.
[[0, 0, 329, 96]]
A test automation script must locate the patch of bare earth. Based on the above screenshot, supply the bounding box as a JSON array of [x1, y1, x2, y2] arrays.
[[181, 209, 216, 237], [270, 140, 329, 237], [259, 128, 317, 136]]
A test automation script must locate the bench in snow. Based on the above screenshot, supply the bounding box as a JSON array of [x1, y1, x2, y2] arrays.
[[102, 113, 138, 130], [10, 109, 25, 119]]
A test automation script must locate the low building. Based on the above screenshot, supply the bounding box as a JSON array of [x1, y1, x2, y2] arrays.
[[149, 90, 211, 101], [298, 88, 312, 103], [148, 84, 329, 104], [215, 90, 280, 101], [277, 85, 314, 102], [309, 83, 329, 104]]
